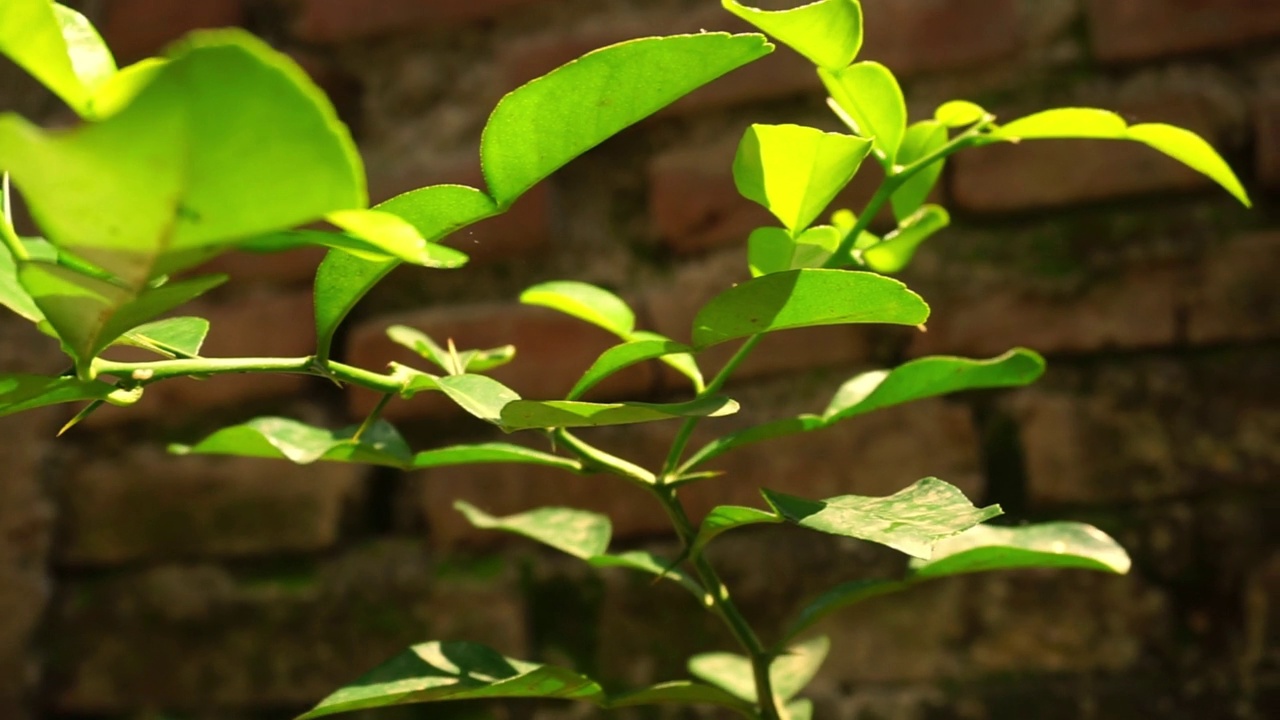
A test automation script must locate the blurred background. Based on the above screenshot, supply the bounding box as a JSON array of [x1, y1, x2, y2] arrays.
[[1, 0, 1277, 718]]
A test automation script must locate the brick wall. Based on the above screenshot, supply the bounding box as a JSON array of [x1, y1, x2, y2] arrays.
[[2, 0, 1279, 718]]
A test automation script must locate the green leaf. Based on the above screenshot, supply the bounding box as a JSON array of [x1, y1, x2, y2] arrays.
[[748, 225, 842, 277], [688, 635, 829, 703], [691, 269, 929, 348], [117, 316, 209, 358], [412, 443, 583, 473], [722, 0, 862, 71], [326, 208, 467, 266], [629, 330, 704, 393], [171, 416, 414, 467], [0, 373, 117, 418], [993, 107, 1250, 207], [0, 31, 364, 291], [691, 505, 781, 555], [588, 551, 703, 597], [481, 33, 772, 206], [910, 522, 1132, 578], [456, 501, 612, 560], [520, 280, 636, 337], [0, 237, 47, 323], [861, 204, 950, 274], [934, 100, 987, 128], [786, 698, 814, 720], [500, 395, 739, 431], [734, 124, 872, 233], [763, 477, 1003, 559], [20, 263, 226, 376], [435, 374, 522, 425], [824, 348, 1045, 423], [678, 416, 825, 477], [819, 62, 907, 166], [298, 641, 605, 719], [783, 579, 906, 641], [86, 57, 166, 119], [387, 325, 514, 376], [609, 680, 756, 716], [890, 121, 949, 221], [568, 339, 693, 400], [314, 185, 499, 361], [0, 0, 116, 117]]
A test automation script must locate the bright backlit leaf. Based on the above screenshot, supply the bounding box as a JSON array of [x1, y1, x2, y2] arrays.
[[0, 372, 117, 418], [170, 416, 413, 467], [993, 107, 1250, 207], [748, 225, 842, 277], [117, 316, 209, 358], [569, 339, 693, 400], [910, 522, 1132, 578], [763, 477, 1003, 559], [688, 635, 829, 703], [298, 641, 605, 719], [734, 124, 871, 233], [0, 0, 116, 117], [435, 374, 522, 425], [456, 501, 612, 559], [722, 0, 863, 71], [934, 100, 987, 128], [890, 121, 948, 221], [629, 330, 705, 393], [481, 33, 772, 206], [861, 204, 950, 273], [691, 269, 928, 348], [521, 280, 636, 337], [499, 395, 739, 431], [820, 61, 907, 166]]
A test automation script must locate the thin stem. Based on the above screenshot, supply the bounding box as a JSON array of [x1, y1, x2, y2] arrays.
[[91, 355, 408, 395], [651, 485, 782, 720], [0, 173, 29, 262], [553, 429, 656, 485], [353, 393, 394, 441], [661, 334, 765, 480]]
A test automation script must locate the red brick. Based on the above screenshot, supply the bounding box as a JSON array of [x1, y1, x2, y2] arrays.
[[102, 0, 245, 64], [198, 246, 327, 285], [1187, 232, 1280, 345], [1086, 0, 1280, 63], [344, 302, 657, 421], [952, 93, 1224, 213], [860, 0, 1024, 77], [293, 0, 543, 43], [416, 383, 983, 549], [649, 135, 893, 256], [87, 287, 317, 426], [368, 153, 550, 264], [57, 442, 365, 565], [1260, 95, 1280, 191]]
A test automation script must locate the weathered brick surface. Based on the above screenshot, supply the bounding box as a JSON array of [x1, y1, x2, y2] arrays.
[[102, 0, 245, 63], [57, 443, 365, 565], [198, 246, 327, 285], [952, 93, 1224, 213], [1186, 232, 1280, 344], [1013, 351, 1280, 507], [860, 0, 1024, 77], [345, 301, 655, 420], [47, 541, 525, 713], [1261, 95, 1280, 191], [1086, 0, 1280, 63], [293, 0, 544, 43]]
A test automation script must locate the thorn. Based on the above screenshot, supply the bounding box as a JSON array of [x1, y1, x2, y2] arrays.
[[916, 323, 928, 333]]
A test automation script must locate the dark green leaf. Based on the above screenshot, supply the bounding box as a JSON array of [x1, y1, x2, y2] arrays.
[[609, 680, 756, 716], [0, 0, 116, 117], [910, 522, 1131, 578], [748, 225, 842, 277], [691, 269, 929, 348], [824, 348, 1045, 423], [734, 124, 872, 233], [890, 121, 949, 221], [481, 33, 772, 206], [819, 61, 907, 166], [722, 0, 862, 71], [117, 316, 209, 358], [587, 551, 703, 597], [298, 641, 604, 719], [521, 280, 636, 337], [993, 108, 1250, 207], [171, 416, 413, 467], [387, 325, 515, 376], [314, 185, 499, 361], [0, 372, 116, 418], [782, 579, 906, 641], [500, 395, 738, 431], [455, 501, 612, 560], [568, 339, 693, 400], [691, 505, 781, 555], [763, 477, 1002, 559], [688, 635, 829, 703], [678, 416, 825, 476], [861, 204, 950, 273], [629, 330, 704, 392], [436, 374, 522, 425], [412, 443, 582, 473]]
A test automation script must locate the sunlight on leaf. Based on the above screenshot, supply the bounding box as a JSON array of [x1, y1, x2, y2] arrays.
[[722, 0, 862, 71]]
